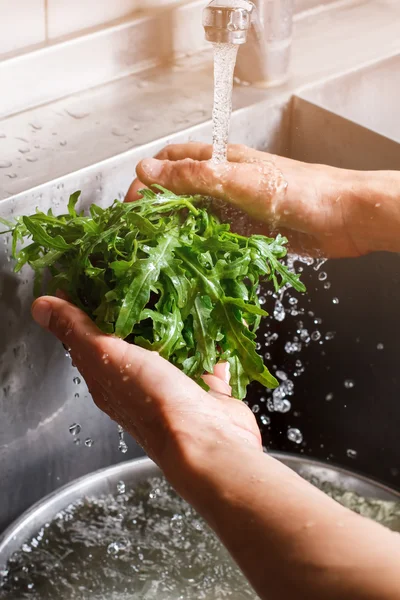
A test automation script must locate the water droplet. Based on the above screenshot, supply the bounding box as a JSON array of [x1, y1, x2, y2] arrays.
[[299, 329, 309, 343], [74, 393, 79, 398], [26, 156, 38, 162], [325, 331, 335, 341], [313, 257, 327, 271], [325, 392, 334, 401], [73, 377, 81, 385], [377, 342, 384, 350], [170, 513, 184, 532], [5, 173, 17, 179], [252, 404, 260, 413], [274, 398, 291, 413], [284, 341, 302, 354], [18, 147, 30, 154], [332, 297, 339, 304], [273, 300, 285, 322], [287, 428, 303, 444], [346, 448, 357, 459], [69, 423, 81, 435], [117, 480, 126, 494], [344, 379, 354, 389], [107, 541, 121, 555], [29, 122, 42, 130], [65, 109, 89, 119], [85, 438, 94, 447], [15, 137, 29, 143], [111, 127, 125, 137], [60, 140, 67, 146], [73, 437, 81, 445], [118, 425, 128, 453], [318, 271, 327, 281], [323, 281, 331, 289], [311, 331, 321, 341], [288, 297, 297, 305], [276, 370, 288, 381], [259, 295, 266, 305], [0, 160, 12, 168], [260, 414, 270, 426]]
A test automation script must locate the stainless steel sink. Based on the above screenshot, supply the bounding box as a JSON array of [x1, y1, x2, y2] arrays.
[[1, 4, 400, 538], [299, 54, 400, 144]]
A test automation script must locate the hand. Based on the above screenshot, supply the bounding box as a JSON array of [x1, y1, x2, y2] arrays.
[[126, 143, 396, 258], [31, 296, 261, 491]]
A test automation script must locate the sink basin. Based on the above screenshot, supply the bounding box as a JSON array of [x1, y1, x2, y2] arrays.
[[299, 54, 400, 144], [1, 53, 400, 535], [1, 454, 399, 598]]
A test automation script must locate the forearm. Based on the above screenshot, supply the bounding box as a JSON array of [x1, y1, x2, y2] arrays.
[[167, 437, 400, 600], [342, 169, 400, 255]]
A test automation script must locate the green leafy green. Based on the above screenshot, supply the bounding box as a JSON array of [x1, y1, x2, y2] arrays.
[[2, 187, 306, 399]]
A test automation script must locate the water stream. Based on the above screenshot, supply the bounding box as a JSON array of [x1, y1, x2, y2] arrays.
[[211, 43, 239, 164]]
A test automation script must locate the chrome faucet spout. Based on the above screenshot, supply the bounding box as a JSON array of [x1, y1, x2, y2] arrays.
[[202, 0, 255, 45], [203, 0, 294, 86]]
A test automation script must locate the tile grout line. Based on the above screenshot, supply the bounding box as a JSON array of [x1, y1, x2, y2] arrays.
[[44, 0, 49, 41]]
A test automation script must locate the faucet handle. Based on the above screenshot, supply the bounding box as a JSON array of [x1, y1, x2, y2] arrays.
[[202, 0, 255, 45]]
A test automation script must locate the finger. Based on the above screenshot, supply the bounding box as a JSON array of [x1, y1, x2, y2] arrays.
[[32, 296, 102, 349], [203, 372, 232, 397], [136, 158, 286, 224], [125, 144, 214, 203], [31, 297, 209, 409], [124, 144, 269, 203], [125, 179, 148, 203], [153, 143, 264, 163]]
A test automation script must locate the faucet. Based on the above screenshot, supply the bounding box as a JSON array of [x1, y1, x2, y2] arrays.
[[202, 0, 293, 86]]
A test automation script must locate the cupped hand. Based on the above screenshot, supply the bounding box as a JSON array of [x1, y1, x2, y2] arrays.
[[31, 296, 261, 489], [126, 143, 364, 258]]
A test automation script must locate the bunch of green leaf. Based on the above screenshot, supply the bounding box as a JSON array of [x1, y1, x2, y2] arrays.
[[1, 186, 305, 399]]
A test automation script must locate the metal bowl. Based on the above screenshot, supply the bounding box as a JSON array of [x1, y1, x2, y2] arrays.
[[1, 452, 400, 569]]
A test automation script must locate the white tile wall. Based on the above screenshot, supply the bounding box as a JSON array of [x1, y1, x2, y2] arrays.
[[294, 0, 338, 14], [47, 0, 140, 39], [0, 0, 45, 56], [0, 0, 336, 60]]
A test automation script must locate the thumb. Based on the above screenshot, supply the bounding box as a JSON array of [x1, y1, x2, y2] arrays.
[[31, 296, 209, 406]]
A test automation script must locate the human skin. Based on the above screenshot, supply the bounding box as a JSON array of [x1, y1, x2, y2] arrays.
[[30, 144, 400, 599], [127, 143, 400, 258], [31, 295, 400, 600]]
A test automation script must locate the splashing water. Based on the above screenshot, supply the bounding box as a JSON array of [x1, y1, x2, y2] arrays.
[[2, 473, 400, 599], [0, 477, 257, 599], [211, 43, 238, 164], [117, 425, 128, 454]]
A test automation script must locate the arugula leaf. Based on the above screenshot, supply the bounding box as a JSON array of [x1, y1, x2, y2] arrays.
[[227, 355, 250, 401], [115, 235, 179, 338], [191, 295, 217, 373], [3, 188, 305, 399], [22, 217, 70, 251], [68, 191, 81, 217]]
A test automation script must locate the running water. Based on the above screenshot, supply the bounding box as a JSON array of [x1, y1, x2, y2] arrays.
[[211, 43, 239, 164]]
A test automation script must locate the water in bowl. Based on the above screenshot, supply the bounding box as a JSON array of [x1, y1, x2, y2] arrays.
[[1, 473, 400, 599]]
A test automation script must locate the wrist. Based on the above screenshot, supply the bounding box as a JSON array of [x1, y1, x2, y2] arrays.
[[341, 169, 400, 254], [161, 423, 263, 513]]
